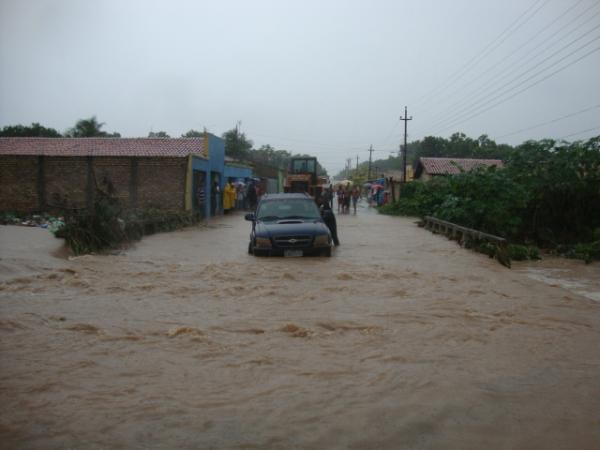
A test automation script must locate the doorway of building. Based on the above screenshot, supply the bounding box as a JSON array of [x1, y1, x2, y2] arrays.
[[210, 172, 220, 216], [193, 170, 206, 219]]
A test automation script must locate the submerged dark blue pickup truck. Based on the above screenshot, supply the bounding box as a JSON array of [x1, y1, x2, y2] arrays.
[[245, 193, 334, 257]]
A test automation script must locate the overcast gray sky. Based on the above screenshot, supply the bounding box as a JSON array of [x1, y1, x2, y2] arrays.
[[1, 0, 599, 174]]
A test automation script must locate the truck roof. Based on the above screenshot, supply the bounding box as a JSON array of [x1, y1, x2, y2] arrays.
[[261, 193, 312, 200]]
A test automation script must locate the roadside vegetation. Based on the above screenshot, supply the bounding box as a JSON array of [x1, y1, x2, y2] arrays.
[[3, 197, 200, 255], [53, 185, 199, 255], [380, 136, 600, 263]]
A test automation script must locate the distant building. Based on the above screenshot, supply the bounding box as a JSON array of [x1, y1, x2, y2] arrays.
[[379, 167, 414, 183], [414, 157, 504, 181]]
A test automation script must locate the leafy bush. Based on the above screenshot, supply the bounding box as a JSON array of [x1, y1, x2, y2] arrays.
[[379, 136, 600, 262], [555, 241, 600, 264], [506, 137, 600, 244], [508, 244, 540, 261], [381, 166, 528, 239], [56, 188, 126, 254], [57, 189, 198, 255]]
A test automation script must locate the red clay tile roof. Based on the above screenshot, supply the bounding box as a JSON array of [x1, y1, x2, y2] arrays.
[[0, 137, 207, 158], [417, 157, 503, 176]]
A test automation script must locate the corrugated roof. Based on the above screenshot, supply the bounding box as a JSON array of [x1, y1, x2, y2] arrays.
[[0, 137, 207, 158], [418, 157, 503, 176]]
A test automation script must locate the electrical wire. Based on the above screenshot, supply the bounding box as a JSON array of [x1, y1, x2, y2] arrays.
[[420, 7, 600, 133], [558, 125, 600, 140], [494, 104, 600, 139], [414, 0, 597, 130], [414, 0, 548, 111], [427, 38, 600, 136], [375, 120, 400, 148]]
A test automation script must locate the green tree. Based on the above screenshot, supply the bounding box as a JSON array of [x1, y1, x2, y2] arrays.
[[414, 136, 448, 162], [381, 135, 600, 249], [148, 131, 170, 138], [506, 137, 600, 243], [251, 145, 292, 168], [0, 122, 62, 137], [222, 128, 253, 160], [66, 116, 120, 137], [181, 129, 204, 137]]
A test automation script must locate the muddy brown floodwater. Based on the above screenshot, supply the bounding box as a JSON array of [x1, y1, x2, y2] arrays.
[[1, 203, 599, 450]]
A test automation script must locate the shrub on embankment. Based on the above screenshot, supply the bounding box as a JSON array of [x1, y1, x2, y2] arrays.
[[379, 137, 600, 262], [54, 188, 198, 255]]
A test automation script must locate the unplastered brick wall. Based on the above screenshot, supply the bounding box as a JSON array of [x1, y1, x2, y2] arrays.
[[0, 155, 188, 213], [92, 157, 132, 206], [137, 157, 187, 210], [0, 156, 39, 211], [45, 156, 88, 209]]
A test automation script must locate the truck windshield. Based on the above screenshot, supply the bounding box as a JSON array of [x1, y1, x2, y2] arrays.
[[291, 159, 316, 173], [257, 199, 320, 221]]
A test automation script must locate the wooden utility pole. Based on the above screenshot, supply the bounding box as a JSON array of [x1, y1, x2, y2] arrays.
[[367, 145, 374, 181], [356, 155, 359, 170], [400, 106, 412, 183]]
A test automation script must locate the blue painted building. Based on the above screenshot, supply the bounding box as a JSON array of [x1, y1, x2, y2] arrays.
[[188, 133, 252, 218]]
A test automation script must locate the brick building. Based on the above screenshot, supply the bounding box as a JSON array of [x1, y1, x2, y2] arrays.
[[0, 134, 248, 217]]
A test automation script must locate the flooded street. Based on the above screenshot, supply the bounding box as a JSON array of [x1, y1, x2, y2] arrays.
[[1, 204, 599, 450]]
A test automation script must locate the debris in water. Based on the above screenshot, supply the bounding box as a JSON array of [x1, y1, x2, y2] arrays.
[[167, 326, 204, 338], [66, 323, 100, 334], [280, 323, 310, 338]]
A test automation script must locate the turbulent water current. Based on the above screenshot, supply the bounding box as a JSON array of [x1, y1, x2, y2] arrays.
[[1, 203, 599, 449]]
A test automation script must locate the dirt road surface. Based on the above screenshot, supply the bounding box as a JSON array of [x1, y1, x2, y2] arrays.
[[1, 204, 599, 449]]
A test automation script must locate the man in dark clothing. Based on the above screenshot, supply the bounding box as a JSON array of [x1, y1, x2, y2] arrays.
[[246, 181, 257, 210], [322, 188, 333, 209], [316, 196, 340, 246]]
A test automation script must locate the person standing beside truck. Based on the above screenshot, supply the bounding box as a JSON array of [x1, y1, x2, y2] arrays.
[[317, 195, 340, 246], [351, 186, 360, 214]]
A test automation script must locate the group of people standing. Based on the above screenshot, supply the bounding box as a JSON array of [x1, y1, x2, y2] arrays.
[[223, 179, 262, 214], [196, 178, 264, 218], [335, 186, 361, 214]]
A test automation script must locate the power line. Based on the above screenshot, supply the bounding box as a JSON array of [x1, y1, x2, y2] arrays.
[[424, 16, 600, 135], [414, 0, 597, 130], [559, 125, 600, 140], [414, 0, 548, 110], [375, 120, 401, 148], [367, 145, 374, 180], [400, 107, 413, 183], [495, 104, 600, 140], [427, 38, 600, 136]]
